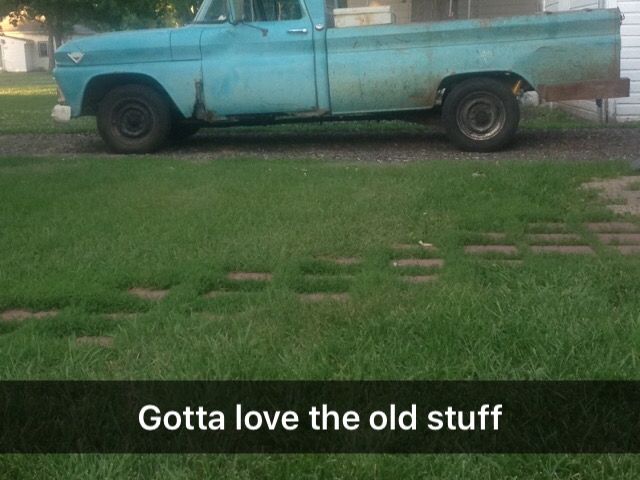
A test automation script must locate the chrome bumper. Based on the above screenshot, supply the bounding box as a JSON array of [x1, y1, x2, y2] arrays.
[[51, 104, 72, 123]]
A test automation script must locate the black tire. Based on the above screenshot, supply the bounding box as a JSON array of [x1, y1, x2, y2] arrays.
[[443, 78, 520, 152], [97, 84, 171, 154], [169, 121, 201, 142]]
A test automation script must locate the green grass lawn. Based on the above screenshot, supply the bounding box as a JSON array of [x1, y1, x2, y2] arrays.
[[2, 73, 640, 478], [0, 72, 95, 134], [2, 157, 636, 381]]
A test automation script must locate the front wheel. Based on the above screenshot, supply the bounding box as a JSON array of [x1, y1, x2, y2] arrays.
[[97, 84, 171, 154], [442, 78, 520, 152]]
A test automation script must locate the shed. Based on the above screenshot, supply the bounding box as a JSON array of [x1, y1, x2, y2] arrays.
[[0, 18, 96, 72], [0, 35, 35, 72], [0, 17, 51, 72], [543, 0, 640, 123]]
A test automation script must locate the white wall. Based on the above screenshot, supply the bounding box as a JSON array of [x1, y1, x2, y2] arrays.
[[617, 0, 640, 121], [28, 36, 51, 71], [0, 37, 29, 72], [2, 32, 51, 71]]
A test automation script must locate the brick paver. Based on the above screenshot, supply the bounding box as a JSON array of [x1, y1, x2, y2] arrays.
[[616, 246, 640, 255], [392, 259, 445, 268], [586, 222, 639, 233], [531, 246, 595, 255], [227, 272, 273, 282], [129, 288, 170, 301], [76, 336, 114, 348], [464, 245, 518, 255], [299, 293, 350, 303], [596, 234, 640, 245], [527, 234, 584, 244], [0, 310, 59, 322]]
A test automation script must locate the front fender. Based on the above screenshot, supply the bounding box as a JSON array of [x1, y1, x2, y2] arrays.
[[55, 63, 202, 119]]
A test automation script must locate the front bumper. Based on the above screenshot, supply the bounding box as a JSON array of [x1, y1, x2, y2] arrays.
[[51, 104, 72, 123]]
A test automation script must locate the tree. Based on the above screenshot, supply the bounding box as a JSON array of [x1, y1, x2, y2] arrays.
[[0, 0, 92, 70], [0, 1, 201, 70]]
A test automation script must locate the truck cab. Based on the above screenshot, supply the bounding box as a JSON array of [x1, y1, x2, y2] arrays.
[[53, 0, 630, 153]]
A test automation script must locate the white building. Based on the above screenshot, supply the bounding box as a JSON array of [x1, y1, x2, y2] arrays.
[[0, 17, 50, 72], [0, 18, 95, 72], [544, 0, 640, 123], [0, 35, 41, 72]]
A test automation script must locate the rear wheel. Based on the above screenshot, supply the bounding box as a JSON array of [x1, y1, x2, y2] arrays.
[[443, 78, 520, 152], [97, 84, 171, 154]]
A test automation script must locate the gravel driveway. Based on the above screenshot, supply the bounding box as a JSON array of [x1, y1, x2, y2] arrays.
[[1, 125, 639, 163]]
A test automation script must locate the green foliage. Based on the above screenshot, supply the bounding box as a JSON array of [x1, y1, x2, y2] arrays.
[[0, 0, 201, 39]]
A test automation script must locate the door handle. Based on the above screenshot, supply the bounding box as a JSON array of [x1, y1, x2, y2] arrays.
[[287, 28, 308, 34]]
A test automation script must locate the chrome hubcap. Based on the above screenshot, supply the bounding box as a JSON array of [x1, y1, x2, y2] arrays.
[[457, 92, 506, 141], [114, 101, 153, 139]]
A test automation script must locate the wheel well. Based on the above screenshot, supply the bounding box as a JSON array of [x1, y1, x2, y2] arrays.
[[438, 72, 533, 102], [82, 74, 182, 118]]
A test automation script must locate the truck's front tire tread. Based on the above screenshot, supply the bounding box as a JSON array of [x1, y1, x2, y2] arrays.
[[97, 84, 171, 154]]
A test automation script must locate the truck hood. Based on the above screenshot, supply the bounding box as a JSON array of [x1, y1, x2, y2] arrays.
[[55, 28, 174, 67]]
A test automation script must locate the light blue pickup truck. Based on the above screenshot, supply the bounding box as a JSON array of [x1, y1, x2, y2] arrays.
[[53, 1, 630, 153]]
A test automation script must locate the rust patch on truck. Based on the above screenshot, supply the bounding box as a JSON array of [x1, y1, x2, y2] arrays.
[[538, 78, 630, 102], [194, 80, 219, 122]]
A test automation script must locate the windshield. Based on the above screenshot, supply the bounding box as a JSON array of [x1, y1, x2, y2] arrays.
[[194, 0, 229, 23]]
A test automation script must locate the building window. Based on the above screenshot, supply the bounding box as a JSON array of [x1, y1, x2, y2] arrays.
[[38, 41, 49, 58]]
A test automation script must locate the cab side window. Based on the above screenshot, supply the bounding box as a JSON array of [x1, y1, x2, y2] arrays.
[[203, 0, 229, 22], [239, 0, 304, 21]]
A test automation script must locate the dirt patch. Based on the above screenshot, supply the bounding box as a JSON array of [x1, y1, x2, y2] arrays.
[[2, 127, 640, 163], [76, 336, 114, 348], [299, 293, 350, 303], [227, 272, 273, 282], [464, 245, 519, 256], [1, 309, 59, 322], [586, 222, 639, 233], [392, 259, 445, 269], [129, 288, 170, 301], [531, 246, 595, 255], [583, 176, 640, 216]]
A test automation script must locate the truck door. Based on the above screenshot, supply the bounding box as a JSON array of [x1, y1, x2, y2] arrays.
[[199, 0, 318, 117]]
